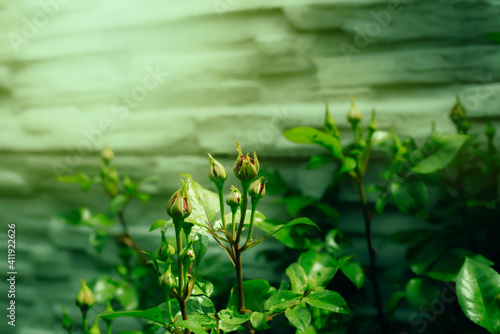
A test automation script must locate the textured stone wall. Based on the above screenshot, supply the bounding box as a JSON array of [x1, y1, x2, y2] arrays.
[[1, 0, 499, 333]]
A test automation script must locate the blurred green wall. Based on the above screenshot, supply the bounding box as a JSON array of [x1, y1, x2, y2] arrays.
[[1, 0, 499, 333]]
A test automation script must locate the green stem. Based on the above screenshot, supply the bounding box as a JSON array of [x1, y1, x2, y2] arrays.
[[245, 200, 259, 245], [81, 311, 89, 334], [174, 221, 190, 334], [163, 288, 175, 324], [234, 249, 246, 314], [231, 211, 237, 240], [356, 178, 388, 334], [235, 182, 250, 245], [106, 322, 112, 334], [218, 186, 227, 230]]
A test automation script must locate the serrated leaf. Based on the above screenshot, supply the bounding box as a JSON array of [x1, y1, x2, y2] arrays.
[[303, 290, 349, 314], [285, 307, 311, 332], [456, 257, 500, 333]]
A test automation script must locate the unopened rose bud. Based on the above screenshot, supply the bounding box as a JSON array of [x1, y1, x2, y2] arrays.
[[76, 279, 95, 312], [249, 177, 266, 200], [233, 142, 259, 181], [166, 180, 192, 220], [182, 247, 196, 264], [159, 242, 176, 261], [324, 102, 340, 138], [61, 307, 74, 332], [101, 146, 114, 164], [226, 186, 242, 213], [347, 95, 362, 128], [159, 269, 176, 289], [368, 109, 378, 133], [208, 153, 228, 188], [450, 96, 467, 132]]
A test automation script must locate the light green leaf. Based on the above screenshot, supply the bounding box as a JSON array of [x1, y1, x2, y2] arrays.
[[286, 263, 308, 294], [109, 194, 127, 217], [149, 219, 169, 232], [307, 154, 334, 170], [175, 319, 209, 334], [413, 134, 468, 174], [456, 257, 500, 333], [285, 306, 311, 332], [340, 157, 357, 173], [262, 217, 319, 240], [390, 177, 428, 218], [58, 172, 92, 191], [303, 290, 349, 314], [182, 174, 220, 228], [386, 291, 405, 322], [278, 196, 316, 217], [193, 233, 209, 266], [299, 248, 339, 288], [218, 308, 251, 325], [250, 312, 270, 330], [89, 230, 109, 253], [254, 219, 313, 250], [284, 127, 343, 158], [264, 291, 302, 312], [228, 280, 276, 312]]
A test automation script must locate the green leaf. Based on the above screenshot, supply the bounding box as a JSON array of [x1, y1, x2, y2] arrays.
[[456, 257, 500, 333], [100, 307, 164, 324], [285, 306, 312, 332], [375, 193, 389, 215], [133, 192, 150, 202], [390, 177, 428, 218], [284, 127, 343, 158], [255, 219, 312, 249], [407, 234, 448, 276], [278, 196, 316, 217], [182, 174, 220, 228], [193, 233, 209, 266], [58, 207, 94, 226], [192, 276, 214, 297], [149, 219, 169, 232], [92, 276, 120, 303], [340, 258, 365, 289], [299, 248, 339, 288], [110, 194, 127, 216], [228, 280, 276, 312], [307, 154, 334, 170], [413, 134, 469, 174], [94, 213, 114, 228], [485, 32, 500, 43], [89, 230, 109, 253], [115, 282, 139, 311], [218, 308, 252, 325], [186, 295, 215, 315], [286, 263, 308, 294], [175, 319, 209, 334], [262, 217, 319, 240], [386, 291, 405, 322], [428, 248, 495, 282], [58, 172, 92, 191], [325, 229, 352, 257], [250, 312, 270, 330], [303, 290, 349, 314], [404, 278, 441, 309], [340, 157, 357, 173], [264, 290, 302, 312]]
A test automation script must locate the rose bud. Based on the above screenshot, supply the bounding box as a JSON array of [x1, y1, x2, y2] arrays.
[[101, 146, 114, 164], [182, 247, 196, 264], [166, 180, 192, 220], [347, 95, 362, 128], [249, 177, 266, 200], [226, 186, 242, 212], [76, 279, 95, 312], [233, 142, 259, 181], [368, 109, 378, 134], [324, 102, 340, 138], [208, 153, 228, 188], [449, 96, 467, 131], [159, 269, 176, 290]]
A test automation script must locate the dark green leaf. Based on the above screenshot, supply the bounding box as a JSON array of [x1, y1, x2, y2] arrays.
[[228, 280, 276, 312], [286, 263, 308, 294], [386, 291, 405, 322], [340, 258, 365, 289], [404, 278, 441, 309], [186, 295, 215, 315], [413, 134, 469, 174], [303, 290, 349, 314], [285, 306, 311, 332], [192, 276, 214, 297], [485, 32, 500, 43], [89, 230, 109, 253], [100, 307, 164, 324], [284, 127, 343, 158], [264, 290, 302, 312], [390, 177, 428, 218], [407, 235, 448, 276], [262, 218, 319, 240], [428, 248, 495, 282], [456, 257, 500, 333], [313, 202, 339, 220], [255, 219, 312, 249], [375, 193, 389, 215], [307, 154, 334, 170], [58, 207, 94, 226], [278, 196, 316, 217]]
